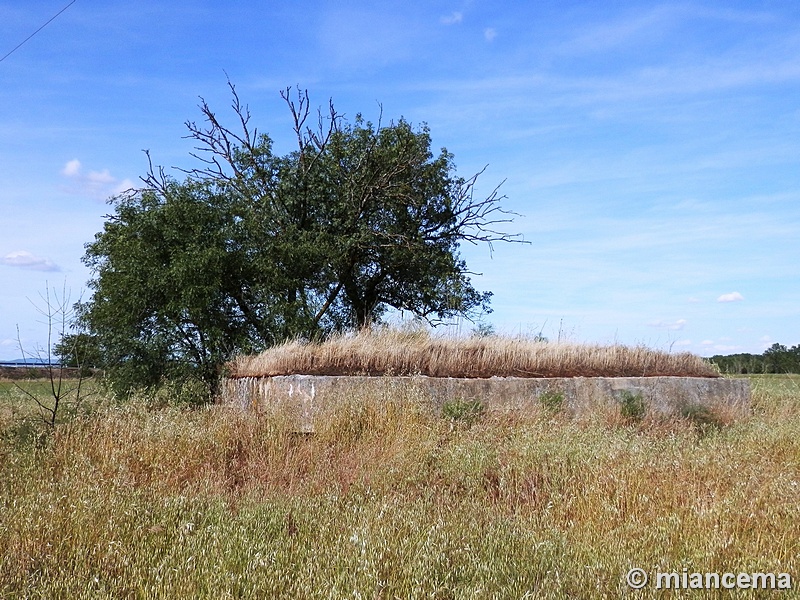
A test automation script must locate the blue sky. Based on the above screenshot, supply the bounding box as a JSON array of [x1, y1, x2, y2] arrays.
[[1, 0, 799, 360]]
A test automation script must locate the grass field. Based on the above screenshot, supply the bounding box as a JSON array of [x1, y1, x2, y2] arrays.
[[1, 375, 798, 598]]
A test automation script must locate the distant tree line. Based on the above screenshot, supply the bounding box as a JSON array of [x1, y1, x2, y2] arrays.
[[710, 343, 800, 374]]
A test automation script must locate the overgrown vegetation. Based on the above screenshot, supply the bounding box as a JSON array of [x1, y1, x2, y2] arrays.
[[231, 328, 720, 379], [678, 401, 727, 434], [618, 389, 647, 422], [1, 375, 796, 598], [538, 390, 565, 415], [441, 397, 486, 424]]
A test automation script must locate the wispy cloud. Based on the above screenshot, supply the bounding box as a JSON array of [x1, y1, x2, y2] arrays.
[[649, 318, 687, 330], [441, 12, 463, 25], [717, 292, 744, 303], [558, 5, 679, 55], [407, 35, 800, 123], [1, 250, 60, 272], [693, 338, 742, 353], [712, 344, 741, 353], [558, 4, 776, 56], [60, 158, 134, 200], [484, 28, 497, 42]]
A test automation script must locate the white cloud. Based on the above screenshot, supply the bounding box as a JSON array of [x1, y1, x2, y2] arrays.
[[712, 344, 741, 353], [649, 318, 687, 330], [757, 335, 774, 351], [415, 43, 800, 122], [717, 291, 744, 303], [61, 158, 81, 177], [115, 179, 136, 194], [441, 12, 463, 25], [673, 339, 692, 346], [87, 169, 115, 185], [484, 28, 497, 42], [60, 158, 134, 200], [1, 250, 60, 272]]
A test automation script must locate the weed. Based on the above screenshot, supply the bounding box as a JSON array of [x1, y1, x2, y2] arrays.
[[442, 397, 485, 424], [136, 377, 213, 409], [618, 389, 647, 422], [538, 390, 565, 416], [679, 402, 725, 433], [0, 414, 50, 450]]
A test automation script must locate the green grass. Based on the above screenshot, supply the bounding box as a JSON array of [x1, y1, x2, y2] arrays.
[[1, 375, 798, 598], [1, 377, 100, 441], [618, 389, 647, 423]]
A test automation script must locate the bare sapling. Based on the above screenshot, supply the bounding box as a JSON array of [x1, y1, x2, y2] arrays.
[[13, 283, 91, 429]]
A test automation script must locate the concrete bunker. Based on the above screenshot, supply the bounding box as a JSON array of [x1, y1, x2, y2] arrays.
[[220, 331, 751, 431], [221, 374, 750, 432]]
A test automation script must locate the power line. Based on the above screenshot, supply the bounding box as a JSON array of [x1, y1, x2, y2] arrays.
[[0, 0, 77, 63]]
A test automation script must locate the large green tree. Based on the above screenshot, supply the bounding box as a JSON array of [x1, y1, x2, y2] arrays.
[[78, 84, 524, 397]]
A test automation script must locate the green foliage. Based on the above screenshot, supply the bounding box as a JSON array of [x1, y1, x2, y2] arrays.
[[538, 390, 565, 415], [0, 414, 50, 450], [79, 180, 262, 398], [135, 378, 215, 409], [710, 343, 800, 374], [618, 390, 647, 422], [679, 402, 724, 434], [78, 85, 520, 398], [472, 321, 496, 337], [53, 332, 101, 374], [442, 397, 486, 424]]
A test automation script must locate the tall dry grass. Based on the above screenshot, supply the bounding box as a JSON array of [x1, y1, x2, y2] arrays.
[[230, 328, 719, 379], [1, 375, 797, 598]]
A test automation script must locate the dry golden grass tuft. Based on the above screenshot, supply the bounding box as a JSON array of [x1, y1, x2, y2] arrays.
[[230, 328, 719, 379]]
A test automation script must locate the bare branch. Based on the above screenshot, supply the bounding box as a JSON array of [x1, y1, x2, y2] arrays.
[[448, 169, 529, 249], [140, 149, 171, 194], [280, 86, 340, 174], [15, 283, 90, 428], [281, 86, 310, 154]]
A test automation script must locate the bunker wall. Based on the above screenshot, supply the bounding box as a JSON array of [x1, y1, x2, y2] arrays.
[[221, 375, 751, 431]]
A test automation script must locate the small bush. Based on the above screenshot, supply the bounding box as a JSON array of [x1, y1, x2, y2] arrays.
[[137, 378, 213, 409], [442, 397, 485, 425], [1, 415, 51, 450], [680, 402, 725, 433], [538, 390, 565, 416], [618, 390, 646, 422]]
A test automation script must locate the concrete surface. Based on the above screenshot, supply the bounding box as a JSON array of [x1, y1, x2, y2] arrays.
[[221, 374, 751, 431]]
